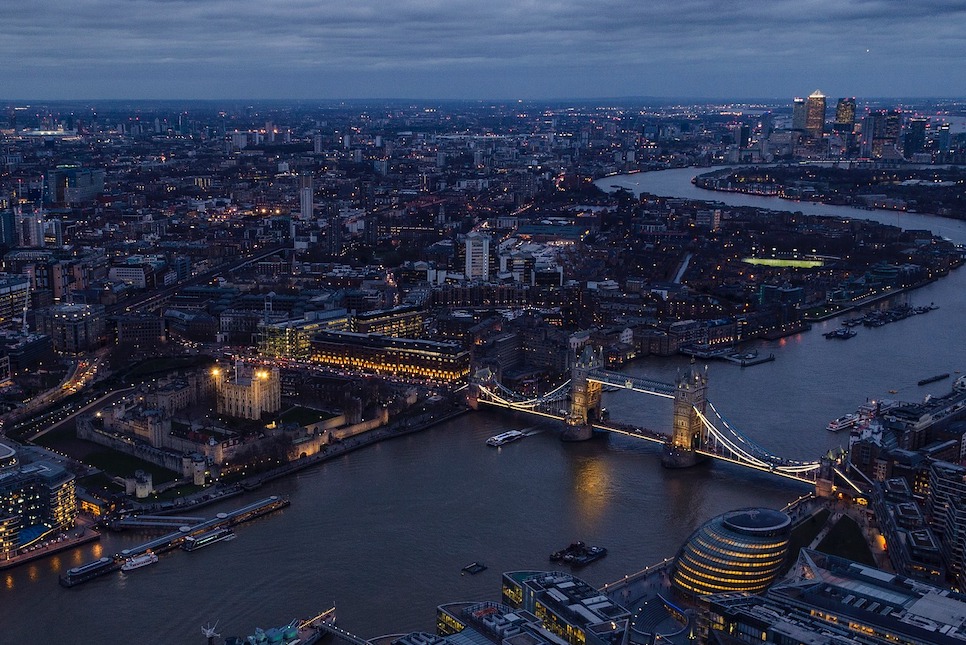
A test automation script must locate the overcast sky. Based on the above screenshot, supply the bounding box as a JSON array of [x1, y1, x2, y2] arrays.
[[3, 0, 965, 100]]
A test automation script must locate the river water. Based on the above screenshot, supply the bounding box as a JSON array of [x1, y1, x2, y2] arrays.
[[3, 168, 964, 643]]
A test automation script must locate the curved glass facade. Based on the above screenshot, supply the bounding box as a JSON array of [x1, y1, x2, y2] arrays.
[[672, 508, 791, 598]]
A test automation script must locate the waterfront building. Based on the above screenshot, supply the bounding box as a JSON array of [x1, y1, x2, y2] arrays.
[[0, 442, 76, 559], [672, 508, 791, 598], [873, 477, 944, 582], [214, 363, 281, 420], [926, 460, 966, 584], [501, 571, 631, 645], [432, 601, 558, 645], [35, 303, 106, 354], [805, 90, 826, 138], [309, 331, 470, 383], [703, 549, 966, 644]]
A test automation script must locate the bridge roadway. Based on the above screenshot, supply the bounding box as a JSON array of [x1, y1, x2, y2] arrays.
[[477, 394, 819, 485], [587, 370, 675, 398]]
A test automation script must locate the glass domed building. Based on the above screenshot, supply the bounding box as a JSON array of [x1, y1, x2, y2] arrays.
[[672, 507, 791, 598]]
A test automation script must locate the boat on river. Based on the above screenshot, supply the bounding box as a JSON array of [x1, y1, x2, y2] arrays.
[[918, 373, 950, 386], [487, 430, 525, 447], [120, 551, 158, 572], [826, 414, 859, 432], [549, 541, 607, 567]]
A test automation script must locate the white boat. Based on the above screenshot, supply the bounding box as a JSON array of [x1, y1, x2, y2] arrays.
[[486, 430, 525, 447], [121, 551, 158, 572], [954, 375, 966, 393], [826, 414, 859, 432]]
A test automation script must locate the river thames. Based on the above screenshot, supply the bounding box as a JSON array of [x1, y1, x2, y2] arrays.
[[3, 167, 964, 643]]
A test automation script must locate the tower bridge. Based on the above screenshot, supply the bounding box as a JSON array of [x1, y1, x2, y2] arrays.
[[471, 346, 840, 490]]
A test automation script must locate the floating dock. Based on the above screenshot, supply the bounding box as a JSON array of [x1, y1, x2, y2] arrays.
[[60, 496, 289, 587]]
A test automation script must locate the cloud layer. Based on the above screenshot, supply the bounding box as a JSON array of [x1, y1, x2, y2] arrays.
[[3, 0, 965, 99]]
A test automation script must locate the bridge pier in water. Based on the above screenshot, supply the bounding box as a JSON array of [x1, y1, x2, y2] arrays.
[[661, 362, 709, 469], [563, 346, 603, 441]]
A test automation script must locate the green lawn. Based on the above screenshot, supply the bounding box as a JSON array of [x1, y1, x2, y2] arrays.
[[150, 483, 205, 501], [816, 515, 876, 566], [279, 406, 336, 426], [83, 450, 179, 484]]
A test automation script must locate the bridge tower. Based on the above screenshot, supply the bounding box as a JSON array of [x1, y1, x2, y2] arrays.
[[563, 345, 602, 441], [662, 361, 709, 468]]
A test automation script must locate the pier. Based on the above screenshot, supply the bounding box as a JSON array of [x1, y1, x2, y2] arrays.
[[60, 496, 290, 587]]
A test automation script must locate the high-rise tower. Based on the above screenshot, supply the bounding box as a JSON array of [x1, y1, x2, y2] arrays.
[[299, 173, 313, 221], [805, 90, 826, 138], [464, 231, 491, 281], [904, 118, 928, 159], [792, 98, 807, 131], [834, 97, 856, 133]]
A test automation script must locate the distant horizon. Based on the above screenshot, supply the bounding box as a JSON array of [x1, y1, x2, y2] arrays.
[[3, 1, 964, 102], [3, 95, 965, 106]]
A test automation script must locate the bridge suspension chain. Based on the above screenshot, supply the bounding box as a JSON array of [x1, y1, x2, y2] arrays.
[[698, 405, 820, 474]]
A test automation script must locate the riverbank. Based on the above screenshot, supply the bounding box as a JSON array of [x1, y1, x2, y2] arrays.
[[802, 272, 958, 323], [691, 166, 966, 225], [131, 401, 471, 517], [0, 524, 100, 571]]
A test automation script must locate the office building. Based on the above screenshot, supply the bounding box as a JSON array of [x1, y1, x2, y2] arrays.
[[35, 303, 106, 354], [834, 97, 856, 133], [0, 275, 29, 329], [501, 571, 631, 645], [792, 97, 807, 131], [464, 231, 491, 281], [672, 507, 791, 598], [704, 549, 966, 644], [310, 331, 470, 382], [45, 165, 105, 205], [926, 460, 966, 583], [904, 117, 928, 158], [0, 442, 76, 560], [299, 173, 313, 220], [805, 90, 826, 138]]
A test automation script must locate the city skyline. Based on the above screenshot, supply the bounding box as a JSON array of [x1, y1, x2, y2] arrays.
[[2, 0, 965, 100]]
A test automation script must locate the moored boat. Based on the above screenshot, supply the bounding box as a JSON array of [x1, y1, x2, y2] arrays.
[[826, 413, 859, 432], [182, 527, 235, 552], [918, 373, 950, 386], [120, 551, 158, 572]]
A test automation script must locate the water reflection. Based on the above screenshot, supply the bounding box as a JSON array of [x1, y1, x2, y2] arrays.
[[572, 456, 609, 523]]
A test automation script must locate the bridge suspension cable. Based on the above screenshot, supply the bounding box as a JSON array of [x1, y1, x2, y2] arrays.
[[696, 405, 820, 476]]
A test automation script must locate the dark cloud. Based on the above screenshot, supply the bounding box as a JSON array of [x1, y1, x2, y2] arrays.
[[2, 0, 964, 98]]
